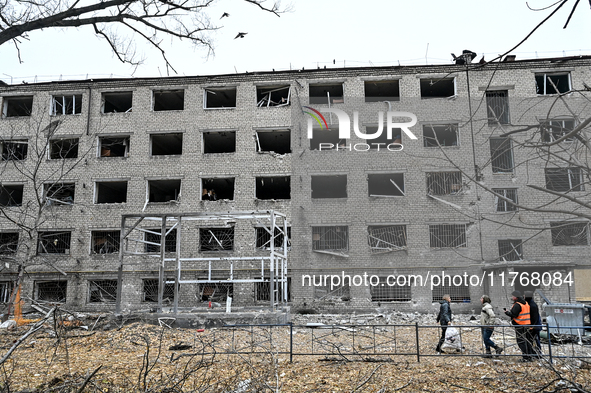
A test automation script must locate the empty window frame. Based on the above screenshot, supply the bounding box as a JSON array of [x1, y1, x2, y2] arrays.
[[367, 225, 407, 253], [1, 140, 28, 161], [364, 126, 402, 147], [498, 239, 524, 261], [201, 178, 234, 200], [485, 90, 510, 125], [36, 281, 67, 303], [364, 80, 400, 102], [204, 87, 237, 109], [256, 85, 291, 107], [309, 83, 344, 105], [429, 224, 467, 248], [0, 282, 13, 303], [148, 179, 181, 203], [37, 231, 71, 254], [44, 182, 75, 205], [0, 232, 18, 255], [101, 91, 133, 113], [370, 279, 411, 302], [256, 176, 290, 200], [490, 137, 514, 173], [255, 130, 291, 154], [0, 184, 24, 207], [150, 133, 182, 156], [99, 136, 129, 157], [145, 228, 177, 253], [420, 78, 455, 98], [142, 279, 175, 302], [255, 278, 291, 301], [368, 173, 404, 197], [199, 227, 234, 252], [426, 171, 462, 195], [309, 127, 346, 150], [540, 119, 576, 142], [51, 94, 82, 115], [153, 90, 184, 111], [88, 280, 118, 303], [423, 124, 458, 147], [535, 73, 571, 95], [545, 167, 584, 192], [49, 138, 79, 159], [255, 226, 291, 250], [311, 175, 347, 198], [2, 96, 33, 117], [493, 188, 518, 212], [312, 226, 348, 253], [95, 181, 127, 204], [91, 230, 120, 254], [203, 131, 236, 154], [199, 283, 233, 302], [431, 281, 470, 303], [550, 222, 589, 246]]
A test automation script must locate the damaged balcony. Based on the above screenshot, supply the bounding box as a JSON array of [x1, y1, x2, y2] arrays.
[[203, 131, 236, 154], [364, 80, 400, 102], [153, 90, 184, 111], [367, 225, 407, 253], [99, 136, 129, 157], [95, 181, 127, 204], [368, 173, 404, 197], [0, 184, 24, 207], [44, 182, 75, 205], [311, 175, 347, 198], [199, 227, 234, 252], [2, 96, 33, 117], [201, 178, 234, 200], [150, 133, 182, 156], [255, 129, 291, 154], [309, 83, 344, 105], [91, 230, 120, 254], [204, 87, 237, 109], [255, 176, 290, 200], [423, 124, 459, 147], [101, 91, 133, 113], [312, 225, 348, 257], [147, 179, 181, 203], [49, 138, 79, 159], [1, 140, 28, 161], [256, 85, 291, 107], [420, 78, 455, 99]]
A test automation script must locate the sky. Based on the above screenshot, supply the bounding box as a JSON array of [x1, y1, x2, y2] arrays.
[[1, 0, 590, 84]]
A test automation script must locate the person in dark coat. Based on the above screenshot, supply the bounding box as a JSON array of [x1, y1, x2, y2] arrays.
[[435, 294, 452, 353], [504, 290, 534, 362], [524, 290, 543, 356]]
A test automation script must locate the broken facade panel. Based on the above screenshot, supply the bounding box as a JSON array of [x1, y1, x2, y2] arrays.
[[202, 131, 236, 154], [255, 176, 290, 200], [153, 90, 184, 111], [2, 96, 33, 117], [256, 85, 291, 107], [256, 129, 291, 154], [101, 91, 133, 113]]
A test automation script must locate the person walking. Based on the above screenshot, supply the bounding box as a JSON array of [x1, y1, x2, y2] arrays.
[[504, 290, 534, 362], [436, 294, 452, 353], [480, 295, 503, 358], [524, 291, 543, 356]]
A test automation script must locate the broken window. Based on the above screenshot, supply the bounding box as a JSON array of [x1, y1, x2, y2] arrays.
[[199, 283, 233, 302], [199, 227, 234, 252], [423, 124, 458, 147], [91, 230, 120, 254], [364, 126, 402, 148], [99, 136, 129, 157], [545, 167, 584, 192], [485, 90, 510, 125], [0, 282, 13, 303], [431, 280, 470, 303], [420, 78, 455, 99], [44, 183, 75, 205], [493, 188, 518, 212], [37, 231, 71, 254], [151, 133, 182, 156], [368, 173, 404, 197], [101, 91, 133, 113], [0, 232, 18, 255], [314, 283, 350, 301], [490, 137, 514, 173], [88, 280, 118, 303], [429, 224, 467, 248], [371, 279, 411, 302], [255, 226, 291, 250], [309, 83, 344, 105], [255, 278, 291, 301], [51, 94, 82, 115], [201, 178, 234, 200], [550, 222, 589, 246], [256, 85, 291, 107], [36, 281, 67, 303], [535, 73, 571, 95], [142, 279, 175, 302], [2, 96, 33, 117], [203, 131, 236, 154], [0, 184, 24, 207], [364, 80, 400, 102], [426, 171, 462, 195], [498, 239, 524, 261], [309, 127, 346, 150], [256, 176, 290, 200], [1, 140, 28, 161], [367, 225, 407, 253], [540, 119, 576, 142], [49, 138, 79, 159], [255, 130, 291, 154], [204, 87, 237, 109], [312, 226, 348, 254], [95, 181, 127, 204], [148, 179, 181, 203], [145, 228, 177, 253], [311, 175, 347, 198], [153, 90, 184, 111]]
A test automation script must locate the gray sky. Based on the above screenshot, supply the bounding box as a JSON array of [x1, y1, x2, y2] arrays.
[[1, 0, 590, 84]]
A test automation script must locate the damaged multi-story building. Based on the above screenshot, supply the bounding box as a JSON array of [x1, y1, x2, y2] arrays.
[[1, 54, 590, 315]]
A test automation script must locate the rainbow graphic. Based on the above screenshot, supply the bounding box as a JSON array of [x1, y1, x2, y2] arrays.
[[303, 106, 328, 129]]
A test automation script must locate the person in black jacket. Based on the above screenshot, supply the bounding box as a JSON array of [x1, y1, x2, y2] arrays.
[[524, 291, 543, 356], [504, 290, 534, 362], [435, 294, 452, 353]]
